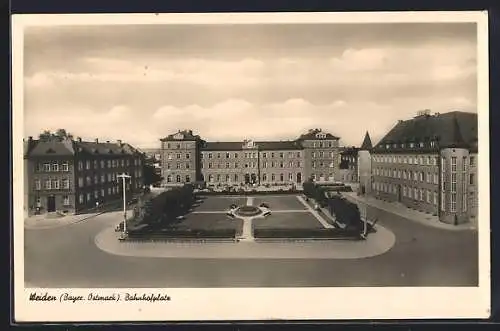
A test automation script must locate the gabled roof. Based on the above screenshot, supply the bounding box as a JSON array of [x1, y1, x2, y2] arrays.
[[28, 139, 75, 156], [201, 142, 245, 151], [360, 132, 373, 151], [297, 128, 340, 140], [373, 111, 477, 153]]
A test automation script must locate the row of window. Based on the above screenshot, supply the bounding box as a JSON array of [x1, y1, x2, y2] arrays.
[[373, 182, 439, 205], [374, 154, 438, 166], [77, 171, 142, 187], [374, 168, 439, 184], [201, 151, 303, 159], [382, 141, 437, 150], [36, 162, 70, 172], [34, 178, 70, 190], [76, 158, 141, 171]]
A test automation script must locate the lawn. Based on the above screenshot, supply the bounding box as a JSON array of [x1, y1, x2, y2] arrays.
[[175, 213, 243, 236], [193, 196, 247, 212], [252, 195, 307, 210], [253, 212, 324, 230]]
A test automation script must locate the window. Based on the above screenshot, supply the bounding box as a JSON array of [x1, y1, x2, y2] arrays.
[[312, 152, 316, 158], [94, 190, 99, 199], [393, 170, 396, 178], [271, 174, 276, 181], [403, 186, 407, 197], [441, 157, 446, 172], [289, 161, 293, 167], [79, 194, 84, 204], [234, 153, 238, 158], [414, 188, 418, 200], [441, 193, 446, 211], [62, 178, 69, 189], [217, 153, 221, 159], [235, 162, 239, 168], [319, 151, 324, 158], [94, 175, 99, 184], [51, 162, 59, 172], [186, 175, 191, 183], [451, 157, 457, 172], [35, 180, 41, 190], [186, 163, 190, 169], [63, 195, 70, 206], [434, 173, 438, 184], [208, 162, 212, 169], [176, 175, 181, 183], [177, 153, 181, 159], [108, 187, 112, 195], [45, 179, 51, 190], [312, 161, 316, 168], [78, 177, 84, 187], [107, 160, 111, 168], [426, 172, 431, 183], [470, 173, 474, 185], [426, 190, 431, 203], [234, 174, 238, 182], [451, 193, 457, 212], [216, 174, 221, 182], [167, 175, 172, 183], [186, 153, 191, 159], [86, 176, 92, 185], [87, 193, 91, 202], [414, 171, 418, 181], [297, 152, 301, 158], [419, 172, 424, 182], [121, 160, 125, 167], [176, 163, 181, 169], [226, 162, 230, 169], [44, 163, 51, 172], [208, 153, 213, 159], [297, 161, 301, 167], [470, 156, 475, 166], [403, 171, 407, 180], [101, 189, 105, 197], [78, 161, 83, 171], [86, 160, 91, 170], [433, 192, 438, 205], [280, 173, 284, 181]]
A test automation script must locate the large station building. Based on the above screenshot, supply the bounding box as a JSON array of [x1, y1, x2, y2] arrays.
[[24, 136, 145, 216], [159, 128, 342, 187], [358, 110, 478, 225]]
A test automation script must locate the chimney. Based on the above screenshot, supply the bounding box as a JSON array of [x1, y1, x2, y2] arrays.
[[94, 138, 99, 143], [77, 137, 82, 142], [117, 139, 122, 146], [28, 136, 33, 141], [106, 140, 110, 143]]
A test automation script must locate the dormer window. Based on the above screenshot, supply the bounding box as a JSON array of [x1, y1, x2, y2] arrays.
[[315, 133, 326, 139], [430, 141, 436, 148], [419, 142, 424, 148], [385, 144, 390, 149], [400, 143, 405, 148], [409, 142, 415, 148]]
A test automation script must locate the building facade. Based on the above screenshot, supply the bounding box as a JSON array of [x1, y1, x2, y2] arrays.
[[358, 110, 478, 224], [24, 136, 145, 216], [339, 147, 359, 183], [160, 129, 341, 187]]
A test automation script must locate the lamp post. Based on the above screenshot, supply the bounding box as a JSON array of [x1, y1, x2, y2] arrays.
[[118, 173, 131, 236]]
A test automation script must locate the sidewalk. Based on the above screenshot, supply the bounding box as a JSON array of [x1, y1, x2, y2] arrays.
[[25, 196, 139, 230], [343, 192, 476, 231]]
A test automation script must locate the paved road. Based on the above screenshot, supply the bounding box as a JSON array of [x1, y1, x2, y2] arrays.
[[24, 206, 478, 288]]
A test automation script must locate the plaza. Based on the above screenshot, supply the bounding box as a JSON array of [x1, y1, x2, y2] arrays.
[[24, 193, 478, 288]]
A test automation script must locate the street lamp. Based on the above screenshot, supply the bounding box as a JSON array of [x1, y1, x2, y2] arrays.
[[118, 173, 131, 236]]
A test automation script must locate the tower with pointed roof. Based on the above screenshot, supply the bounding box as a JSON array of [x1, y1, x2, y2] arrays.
[[358, 131, 373, 195]]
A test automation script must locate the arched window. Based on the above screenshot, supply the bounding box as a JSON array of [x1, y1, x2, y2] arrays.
[[176, 175, 181, 183], [280, 173, 284, 182], [185, 175, 190, 183], [271, 173, 275, 181], [208, 174, 214, 182], [234, 174, 238, 182], [226, 174, 230, 182], [262, 173, 267, 181]]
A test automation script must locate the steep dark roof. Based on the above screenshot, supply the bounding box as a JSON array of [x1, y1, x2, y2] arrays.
[[360, 132, 373, 151], [201, 142, 244, 151], [27, 138, 142, 157], [297, 128, 340, 140], [373, 111, 477, 153], [160, 130, 201, 141], [257, 141, 303, 151], [28, 139, 75, 156], [201, 140, 303, 151]]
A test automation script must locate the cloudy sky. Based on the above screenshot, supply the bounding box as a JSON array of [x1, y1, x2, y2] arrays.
[[23, 23, 477, 148]]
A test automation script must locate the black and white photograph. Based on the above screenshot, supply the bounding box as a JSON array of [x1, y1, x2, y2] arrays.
[[12, 12, 490, 322]]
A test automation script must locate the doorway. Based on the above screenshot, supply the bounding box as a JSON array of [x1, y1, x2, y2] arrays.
[[296, 172, 302, 183], [47, 195, 56, 212], [397, 185, 402, 202]]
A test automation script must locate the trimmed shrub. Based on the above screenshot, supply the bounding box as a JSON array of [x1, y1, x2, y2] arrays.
[[253, 228, 361, 239]]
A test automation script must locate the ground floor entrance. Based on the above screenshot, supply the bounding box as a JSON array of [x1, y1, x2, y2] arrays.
[[47, 195, 56, 212]]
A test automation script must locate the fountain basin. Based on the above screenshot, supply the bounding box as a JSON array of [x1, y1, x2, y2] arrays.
[[234, 206, 262, 217]]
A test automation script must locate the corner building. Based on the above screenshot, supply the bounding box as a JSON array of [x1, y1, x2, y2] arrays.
[[24, 136, 145, 216], [358, 111, 478, 224], [160, 129, 341, 187]]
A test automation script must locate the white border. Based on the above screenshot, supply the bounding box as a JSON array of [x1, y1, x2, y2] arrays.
[[12, 11, 490, 322]]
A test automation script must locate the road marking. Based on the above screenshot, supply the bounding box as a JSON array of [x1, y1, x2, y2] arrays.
[[295, 196, 334, 229], [246, 197, 254, 206]]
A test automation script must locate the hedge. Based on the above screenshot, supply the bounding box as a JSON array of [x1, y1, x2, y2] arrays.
[[253, 228, 362, 239], [128, 228, 236, 239]]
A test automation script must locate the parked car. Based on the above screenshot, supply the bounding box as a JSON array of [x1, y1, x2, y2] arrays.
[[260, 202, 270, 208]]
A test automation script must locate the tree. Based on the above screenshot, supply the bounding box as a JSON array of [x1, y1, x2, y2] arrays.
[[38, 129, 74, 142], [142, 156, 163, 187]]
